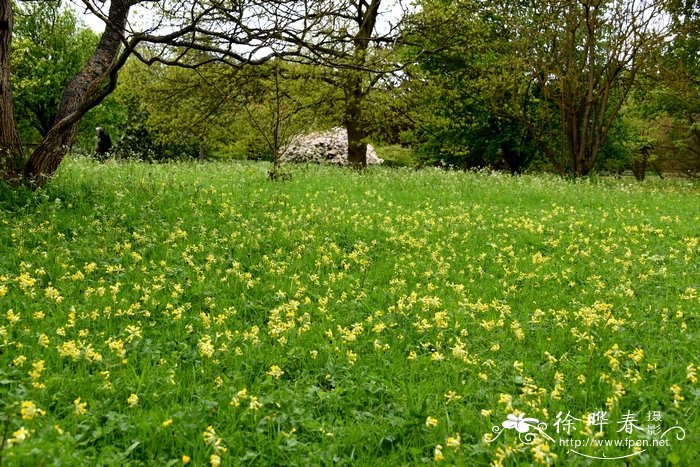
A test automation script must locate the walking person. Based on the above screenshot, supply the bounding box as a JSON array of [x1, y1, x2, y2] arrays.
[[95, 127, 112, 159]]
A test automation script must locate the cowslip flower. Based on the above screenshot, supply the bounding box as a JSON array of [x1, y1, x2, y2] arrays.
[[670, 385, 684, 407], [198, 335, 215, 358], [434, 444, 444, 461], [74, 398, 88, 416], [446, 433, 461, 450], [266, 365, 284, 380], [425, 416, 438, 428], [124, 325, 142, 343], [249, 396, 262, 411], [38, 333, 50, 347], [127, 393, 139, 408], [202, 425, 228, 455], [8, 427, 30, 447], [443, 390, 462, 404], [20, 400, 45, 420]]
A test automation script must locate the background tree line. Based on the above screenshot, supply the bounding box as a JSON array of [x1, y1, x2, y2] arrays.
[[2, 0, 698, 185]]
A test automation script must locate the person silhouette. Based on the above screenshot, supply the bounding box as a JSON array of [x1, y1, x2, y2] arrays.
[[95, 127, 112, 159]]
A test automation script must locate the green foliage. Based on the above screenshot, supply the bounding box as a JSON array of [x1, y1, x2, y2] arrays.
[[0, 159, 698, 464], [109, 95, 199, 161], [111, 58, 339, 161], [402, 0, 542, 172], [373, 145, 417, 167], [405, 0, 670, 176], [632, 3, 700, 177], [10, 3, 98, 142]]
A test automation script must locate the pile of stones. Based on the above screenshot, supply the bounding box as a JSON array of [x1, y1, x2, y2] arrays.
[[281, 127, 383, 165]]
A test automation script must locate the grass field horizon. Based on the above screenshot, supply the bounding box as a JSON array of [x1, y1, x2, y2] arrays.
[[1, 158, 698, 466]]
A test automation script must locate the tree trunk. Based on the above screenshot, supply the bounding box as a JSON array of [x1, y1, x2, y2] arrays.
[[344, 76, 367, 168], [341, 0, 381, 169], [23, 0, 131, 187], [0, 0, 23, 182], [630, 148, 649, 181]]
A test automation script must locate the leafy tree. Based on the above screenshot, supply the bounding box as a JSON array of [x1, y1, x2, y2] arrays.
[[113, 57, 336, 163], [0, 0, 341, 185], [407, 0, 670, 177], [235, 62, 337, 172], [641, 0, 700, 176], [402, 0, 540, 172], [497, 0, 670, 176], [11, 4, 98, 139], [278, 0, 409, 167], [112, 58, 227, 161]]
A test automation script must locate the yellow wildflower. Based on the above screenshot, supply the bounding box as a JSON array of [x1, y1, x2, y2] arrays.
[[74, 398, 88, 416], [249, 396, 262, 411], [38, 333, 49, 347], [670, 385, 684, 407], [124, 325, 142, 343], [20, 400, 45, 420], [347, 350, 357, 365], [198, 335, 215, 358], [8, 427, 30, 447], [434, 444, 444, 461], [444, 390, 462, 404], [446, 432, 461, 450], [266, 365, 285, 380]]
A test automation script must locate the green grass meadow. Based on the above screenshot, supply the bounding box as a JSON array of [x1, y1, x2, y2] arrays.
[[0, 158, 698, 466]]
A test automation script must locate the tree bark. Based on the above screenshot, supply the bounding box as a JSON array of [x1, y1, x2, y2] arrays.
[[344, 74, 367, 168], [0, 0, 23, 182], [341, 0, 381, 168], [23, 0, 131, 186]]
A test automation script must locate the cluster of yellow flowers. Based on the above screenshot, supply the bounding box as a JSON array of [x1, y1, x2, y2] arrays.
[[202, 425, 228, 466]]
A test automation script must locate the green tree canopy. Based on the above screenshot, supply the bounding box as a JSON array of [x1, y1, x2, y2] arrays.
[[11, 2, 98, 140]]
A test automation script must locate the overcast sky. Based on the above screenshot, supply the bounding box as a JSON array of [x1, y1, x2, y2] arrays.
[[68, 1, 110, 32]]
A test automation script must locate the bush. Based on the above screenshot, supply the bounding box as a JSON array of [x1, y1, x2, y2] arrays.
[[373, 145, 417, 167]]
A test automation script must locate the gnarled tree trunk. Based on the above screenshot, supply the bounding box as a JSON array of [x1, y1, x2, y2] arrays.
[[0, 0, 23, 182], [341, 0, 381, 169], [22, 0, 131, 187]]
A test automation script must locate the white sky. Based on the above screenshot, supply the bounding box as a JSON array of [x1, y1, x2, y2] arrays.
[[67, 1, 111, 32], [68, 0, 411, 35]]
